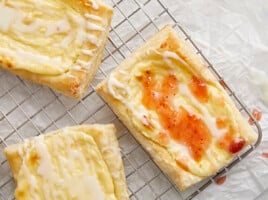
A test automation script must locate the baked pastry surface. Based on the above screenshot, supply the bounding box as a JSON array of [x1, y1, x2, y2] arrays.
[[96, 25, 257, 190], [4, 124, 129, 200], [0, 0, 113, 99]]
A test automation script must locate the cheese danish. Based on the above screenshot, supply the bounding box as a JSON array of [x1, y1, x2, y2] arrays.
[[4, 124, 129, 199], [0, 0, 113, 99], [97, 25, 257, 190]]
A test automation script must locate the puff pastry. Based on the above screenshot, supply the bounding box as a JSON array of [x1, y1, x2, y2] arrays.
[[4, 124, 129, 200], [97, 25, 257, 190], [0, 0, 113, 99]]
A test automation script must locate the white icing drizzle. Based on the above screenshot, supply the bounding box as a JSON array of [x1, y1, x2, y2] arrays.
[[86, 0, 100, 10], [35, 136, 55, 180], [107, 72, 127, 101], [76, 30, 87, 45], [84, 13, 102, 21], [76, 31, 100, 46], [81, 49, 94, 56], [162, 51, 188, 67], [71, 65, 82, 71], [86, 34, 100, 46], [70, 11, 87, 26], [131, 105, 150, 123], [77, 59, 92, 68], [86, 22, 104, 31], [118, 70, 128, 75], [178, 84, 226, 138], [60, 31, 75, 48], [35, 135, 58, 198], [168, 140, 191, 157], [0, 3, 18, 32]]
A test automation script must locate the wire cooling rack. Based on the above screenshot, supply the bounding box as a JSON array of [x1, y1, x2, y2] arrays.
[[0, 0, 262, 199]]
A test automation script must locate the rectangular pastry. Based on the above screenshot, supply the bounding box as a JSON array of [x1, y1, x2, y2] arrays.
[[0, 0, 113, 99], [4, 124, 129, 200], [96, 25, 257, 190]]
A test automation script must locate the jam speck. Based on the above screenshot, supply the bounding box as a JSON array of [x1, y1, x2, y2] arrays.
[[261, 152, 268, 158], [216, 117, 228, 129], [248, 108, 262, 125], [229, 137, 245, 154], [215, 176, 226, 185]]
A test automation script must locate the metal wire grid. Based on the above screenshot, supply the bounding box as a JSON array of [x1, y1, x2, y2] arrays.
[[0, 0, 262, 200]]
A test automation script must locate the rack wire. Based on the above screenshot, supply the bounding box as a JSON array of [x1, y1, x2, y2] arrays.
[[0, 0, 262, 199]]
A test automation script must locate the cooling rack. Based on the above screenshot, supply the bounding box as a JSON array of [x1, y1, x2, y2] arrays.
[[0, 0, 262, 199]]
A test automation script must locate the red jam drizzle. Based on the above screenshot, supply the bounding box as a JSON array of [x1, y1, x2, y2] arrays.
[[189, 75, 209, 102], [215, 176, 226, 185], [262, 152, 268, 158], [248, 108, 262, 125], [139, 71, 212, 161]]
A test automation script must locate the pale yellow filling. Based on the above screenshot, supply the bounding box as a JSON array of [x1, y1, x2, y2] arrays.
[[16, 130, 117, 200]]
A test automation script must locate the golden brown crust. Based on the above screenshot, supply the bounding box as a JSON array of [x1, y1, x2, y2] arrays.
[[4, 144, 22, 181], [4, 124, 129, 199], [96, 25, 257, 190], [0, 0, 113, 99]]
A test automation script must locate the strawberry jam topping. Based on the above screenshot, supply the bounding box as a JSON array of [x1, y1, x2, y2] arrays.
[[139, 70, 245, 162], [140, 71, 212, 161], [189, 75, 209, 102]]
